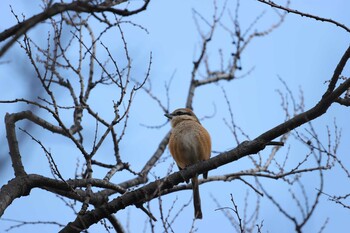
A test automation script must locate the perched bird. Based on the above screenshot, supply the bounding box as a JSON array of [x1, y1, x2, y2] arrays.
[[165, 108, 211, 219]]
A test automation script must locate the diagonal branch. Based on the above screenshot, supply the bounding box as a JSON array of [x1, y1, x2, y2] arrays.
[[257, 0, 350, 33], [323, 45, 350, 97], [0, 0, 150, 57], [59, 44, 350, 232]]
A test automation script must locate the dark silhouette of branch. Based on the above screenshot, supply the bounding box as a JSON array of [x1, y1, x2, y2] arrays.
[[257, 0, 350, 33], [0, 0, 150, 57], [59, 47, 350, 230], [1, 1, 349, 232]]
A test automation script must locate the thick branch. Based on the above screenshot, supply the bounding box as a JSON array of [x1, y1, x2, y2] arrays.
[[335, 97, 350, 106], [0, 174, 73, 216], [0, 174, 127, 217], [59, 45, 350, 232], [5, 113, 27, 177], [4, 110, 76, 176]]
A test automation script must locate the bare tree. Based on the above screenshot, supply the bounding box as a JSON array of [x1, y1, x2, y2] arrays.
[[0, 0, 349, 232]]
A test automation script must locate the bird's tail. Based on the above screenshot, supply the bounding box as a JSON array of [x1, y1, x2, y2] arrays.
[[192, 175, 202, 219]]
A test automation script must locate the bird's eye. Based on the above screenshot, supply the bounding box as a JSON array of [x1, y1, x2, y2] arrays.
[[175, 111, 191, 116]]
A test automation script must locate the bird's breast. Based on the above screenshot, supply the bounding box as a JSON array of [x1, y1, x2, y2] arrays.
[[169, 121, 210, 169]]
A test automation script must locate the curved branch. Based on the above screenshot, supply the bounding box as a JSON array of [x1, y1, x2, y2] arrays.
[[0, 174, 74, 217], [59, 45, 350, 232], [0, 0, 150, 57], [3, 110, 83, 176], [0, 174, 131, 217], [106, 215, 125, 233], [5, 113, 26, 177]]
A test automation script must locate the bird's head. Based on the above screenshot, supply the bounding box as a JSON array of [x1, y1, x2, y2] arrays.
[[165, 108, 200, 127]]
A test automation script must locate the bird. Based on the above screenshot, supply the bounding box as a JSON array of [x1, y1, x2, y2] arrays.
[[165, 108, 211, 219]]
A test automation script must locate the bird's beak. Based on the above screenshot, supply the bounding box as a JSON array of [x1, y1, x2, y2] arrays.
[[164, 113, 173, 119]]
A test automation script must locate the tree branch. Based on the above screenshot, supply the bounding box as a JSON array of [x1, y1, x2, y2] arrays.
[[0, 0, 150, 57], [59, 44, 350, 232], [257, 0, 350, 33]]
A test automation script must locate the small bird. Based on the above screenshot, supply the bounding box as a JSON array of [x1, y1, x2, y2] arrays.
[[165, 108, 211, 219]]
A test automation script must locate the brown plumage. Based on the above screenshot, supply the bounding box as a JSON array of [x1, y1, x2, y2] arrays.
[[165, 108, 211, 219]]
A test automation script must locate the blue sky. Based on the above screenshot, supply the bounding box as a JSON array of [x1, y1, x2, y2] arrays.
[[0, 0, 350, 232]]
